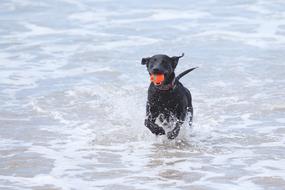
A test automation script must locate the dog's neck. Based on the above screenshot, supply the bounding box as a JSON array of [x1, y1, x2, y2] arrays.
[[155, 73, 176, 91]]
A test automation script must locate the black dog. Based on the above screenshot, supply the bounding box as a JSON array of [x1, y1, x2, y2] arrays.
[[141, 53, 197, 139]]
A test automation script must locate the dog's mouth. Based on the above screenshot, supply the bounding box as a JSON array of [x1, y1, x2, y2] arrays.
[[150, 73, 165, 85]]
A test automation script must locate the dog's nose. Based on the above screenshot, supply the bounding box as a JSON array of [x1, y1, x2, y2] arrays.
[[152, 68, 160, 73]]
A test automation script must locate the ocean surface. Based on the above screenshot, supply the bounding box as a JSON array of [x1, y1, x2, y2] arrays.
[[1, 0, 285, 189]]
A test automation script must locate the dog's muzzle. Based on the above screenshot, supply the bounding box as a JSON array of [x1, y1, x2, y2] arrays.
[[150, 73, 165, 85]]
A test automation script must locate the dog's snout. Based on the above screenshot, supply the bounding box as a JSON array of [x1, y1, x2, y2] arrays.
[[152, 68, 160, 73]]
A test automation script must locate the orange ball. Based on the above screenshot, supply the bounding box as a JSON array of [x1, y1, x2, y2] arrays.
[[150, 74, 164, 85]]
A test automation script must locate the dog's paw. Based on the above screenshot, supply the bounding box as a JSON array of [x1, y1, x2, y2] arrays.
[[167, 132, 175, 140], [166, 127, 180, 140]]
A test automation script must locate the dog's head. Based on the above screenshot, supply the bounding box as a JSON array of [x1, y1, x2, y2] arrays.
[[141, 53, 184, 85]]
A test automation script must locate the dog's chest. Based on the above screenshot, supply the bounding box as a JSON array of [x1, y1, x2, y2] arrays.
[[148, 91, 184, 115]]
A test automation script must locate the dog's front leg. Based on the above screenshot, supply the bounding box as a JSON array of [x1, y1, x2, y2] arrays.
[[145, 117, 165, 136], [166, 121, 182, 140], [145, 102, 165, 136]]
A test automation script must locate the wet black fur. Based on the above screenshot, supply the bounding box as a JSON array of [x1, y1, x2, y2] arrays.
[[141, 53, 194, 139]]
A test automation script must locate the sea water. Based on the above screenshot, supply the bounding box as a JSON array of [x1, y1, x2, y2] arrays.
[[0, 0, 285, 189]]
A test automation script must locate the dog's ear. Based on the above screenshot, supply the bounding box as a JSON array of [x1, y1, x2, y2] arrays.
[[171, 53, 184, 68], [141, 57, 150, 65]]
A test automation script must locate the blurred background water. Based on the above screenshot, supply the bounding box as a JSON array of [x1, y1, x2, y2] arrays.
[[0, 0, 285, 189]]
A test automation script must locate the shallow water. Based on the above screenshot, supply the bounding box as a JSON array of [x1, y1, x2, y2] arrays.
[[1, 0, 285, 189]]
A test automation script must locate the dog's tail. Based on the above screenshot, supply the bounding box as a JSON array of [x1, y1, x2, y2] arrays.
[[176, 67, 198, 81]]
